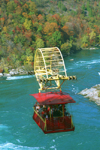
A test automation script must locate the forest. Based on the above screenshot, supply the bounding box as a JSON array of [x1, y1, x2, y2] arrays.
[[0, 0, 100, 73]]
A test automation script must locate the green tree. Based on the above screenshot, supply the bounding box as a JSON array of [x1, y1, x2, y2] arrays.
[[24, 19, 32, 30], [88, 8, 93, 17], [29, 1, 37, 14], [26, 48, 33, 56], [36, 38, 44, 48], [89, 30, 96, 45], [52, 31, 62, 47], [7, 1, 17, 13], [58, 1, 67, 11], [89, 30, 96, 40], [82, 35, 89, 43], [81, 35, 89, 47], [61, 41, 72, 55], [37, 25, 42, 33], [21, 48, 33, 65]]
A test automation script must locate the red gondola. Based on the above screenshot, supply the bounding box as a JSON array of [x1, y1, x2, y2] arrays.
[[30, 91, 75, 134]]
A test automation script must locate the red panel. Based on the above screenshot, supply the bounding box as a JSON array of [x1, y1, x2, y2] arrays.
[[33, 112, 75, 133], [30, 91, 75, 105], [46, 116, 71, 131], [33, 113, 45, 130]]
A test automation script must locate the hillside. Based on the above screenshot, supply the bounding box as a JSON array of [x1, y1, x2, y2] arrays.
[[0, 0, 100, 73]]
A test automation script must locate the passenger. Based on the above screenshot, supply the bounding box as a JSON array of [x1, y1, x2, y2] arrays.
[[41, 105, 47, 118], [47, 106, 50, 116], [36, 104, 40, 113], [43, 105, 46, 109], [46, 114, 48, 119], [64, 108, 69, 116], [50, 107, 53, 115], [53, 107, 60, 117], [58, 104, 62, 111]]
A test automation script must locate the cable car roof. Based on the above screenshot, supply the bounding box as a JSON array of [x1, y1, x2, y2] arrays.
[[30, 91, 75, 105]]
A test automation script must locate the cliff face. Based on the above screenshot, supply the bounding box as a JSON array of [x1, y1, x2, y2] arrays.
[[79, 84, 100, 105]]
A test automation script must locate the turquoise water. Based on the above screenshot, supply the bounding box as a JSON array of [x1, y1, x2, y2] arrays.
[[0, 49, 100, 150]]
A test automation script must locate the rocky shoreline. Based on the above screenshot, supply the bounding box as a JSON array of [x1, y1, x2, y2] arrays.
[[79, 84, 100, 105], [0, 67, 34, 78], [82, 46, 100, 50]]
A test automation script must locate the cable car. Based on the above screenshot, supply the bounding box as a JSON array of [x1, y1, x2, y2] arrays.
[[30, 47, 76, 133], [30, 91, 75, 133]]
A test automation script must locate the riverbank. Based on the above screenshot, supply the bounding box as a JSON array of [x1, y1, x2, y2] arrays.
[[0, 67, 34, 78], [0, 47, 100, 78], [82, 46, 100, 50], [79, 84, 100, 105]]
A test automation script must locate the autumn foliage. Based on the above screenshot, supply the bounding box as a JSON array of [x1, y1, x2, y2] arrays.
[[0, 0, 100, 70]]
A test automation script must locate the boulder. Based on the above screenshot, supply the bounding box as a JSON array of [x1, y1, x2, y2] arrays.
[[0, 73, 3, 77], [79, 84, 100, 105], [3, 73, 11, 77]]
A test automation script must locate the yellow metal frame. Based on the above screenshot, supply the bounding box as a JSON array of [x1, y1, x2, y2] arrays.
[[71, 115, 74, 129], [34, 47, 76, 92]]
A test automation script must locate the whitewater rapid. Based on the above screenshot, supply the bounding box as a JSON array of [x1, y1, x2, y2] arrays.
[[6, 75, 35, 80]]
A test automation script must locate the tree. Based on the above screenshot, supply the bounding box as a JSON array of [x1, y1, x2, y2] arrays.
[[46, 14, 53, 23], [22, 12, 29, 18], [38, 14, 45, 23], [89, 30, 96, 45], [43, 22, 59, 36], [15, 6, 22, 15], [10, 53, 19, 68], [37, 25, 42, 33], [82, 35, 89, 43], [89, 30, 96, 40], [36, 38, 44, 48], [21, 48, 33, 66], [14, 34, 26, 45], [0, 17, 5, 27], [26, 56, 33, 65], [3, 26, 7, 33], [7, 1, 17, 13], [61, 41, 72, 55], [52, 14, 61, 24], [58, 1, 67, 11], [24, 19, 32, 30], [81, 35, 89, 47], [62, 25, 69, 34], [29, 1, 37, 14], [22, 3, 29, 12], [52, 31, 62, 47], [88, 8, 93, 17]]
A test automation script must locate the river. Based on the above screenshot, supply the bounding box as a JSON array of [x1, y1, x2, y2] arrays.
[[0, 49, 100, 150]]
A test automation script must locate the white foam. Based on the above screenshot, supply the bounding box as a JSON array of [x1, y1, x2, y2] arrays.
[[76, 59, 100, 66], [67, 59, 100, 70], [6, 75, 35, 80], [0, 124, 8, 130], [0, 143, 45, 150], [78, 142, 82, 145], [72, 86, 79, 94], [50, 145, 57, 150], [98, 72, 100, 75]]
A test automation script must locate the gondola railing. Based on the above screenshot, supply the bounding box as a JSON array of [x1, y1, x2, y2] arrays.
[[33, 107, 47, 131]]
